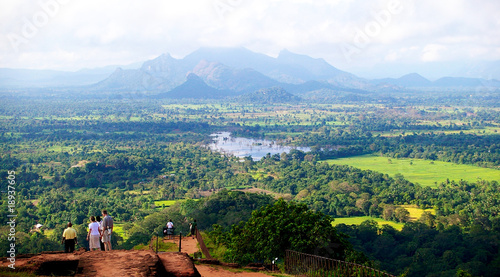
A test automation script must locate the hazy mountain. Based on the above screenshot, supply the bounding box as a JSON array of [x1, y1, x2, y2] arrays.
[[0, 63, 140, 88], [371, 73, 500, 90], [373, 73, 432, 87], [191, 60, 280, 93], [0, 68, 113, 88], [282, 80, 369, 96], [2, 47, 499, 93], [452, 61, 500, 80], [183, 47, 357, 84], [92, 54, 188, 92], [182, 47, 276, 72], [155, 73, 231, 99], [431, 77, 500, 88], [93, 47, 369, 94], [275, 49, 356, 83], [284, 80, 338, 94], [238, 87, 301, 104]]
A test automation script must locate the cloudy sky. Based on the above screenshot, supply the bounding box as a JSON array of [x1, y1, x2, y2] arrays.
[[1, 0, 499, 78]]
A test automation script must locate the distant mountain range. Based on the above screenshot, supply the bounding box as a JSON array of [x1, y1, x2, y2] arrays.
[[1, 47, 499, 98], [373, 73, 500, 89], [0, 63, 140, 89], [89, 47, 365, 95], [237, 87, 302, 104], [155, 73, 232, 99]]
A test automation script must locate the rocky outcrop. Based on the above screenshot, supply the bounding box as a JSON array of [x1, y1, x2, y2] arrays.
[[0, 250, 200, 277]]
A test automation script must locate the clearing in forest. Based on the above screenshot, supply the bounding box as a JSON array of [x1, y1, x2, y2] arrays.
[[326, 155, 500, 187]]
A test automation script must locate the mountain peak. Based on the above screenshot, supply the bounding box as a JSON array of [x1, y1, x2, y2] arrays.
[[278, 48, 292, 56], [238, 86, 301, 104], [278, 49, 320, 61], [159, 53, 173, 59], [186, 72, 202, 81], [400, 72, 426, 79], [277, 49, 352, 80], [399, 73, 431, 83], [191, 60, 279, 93], [156, 72, 229, 99]]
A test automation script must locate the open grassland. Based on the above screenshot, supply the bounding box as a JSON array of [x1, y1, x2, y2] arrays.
[[326, 155, 500, 187], [153, 200, 179, 208], [154, 199, 201, 210], [400, 205, 435, 221], [333, 216, 404, 230], [333, 206, 434, 230]]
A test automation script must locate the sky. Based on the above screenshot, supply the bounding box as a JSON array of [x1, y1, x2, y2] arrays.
[[1, 0, 499, 79]]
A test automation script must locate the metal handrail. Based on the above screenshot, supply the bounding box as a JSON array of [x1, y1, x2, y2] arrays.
[[285, 250, 395, 277]]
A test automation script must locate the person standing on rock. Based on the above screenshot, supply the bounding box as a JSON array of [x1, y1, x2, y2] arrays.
[[62, 222, 78, 253], [87, 216, 101, 251], [189, 219, 197, 239], [96, 215, 105, 251], [101, 210, 114, 251], [166, 219, 174, 239]]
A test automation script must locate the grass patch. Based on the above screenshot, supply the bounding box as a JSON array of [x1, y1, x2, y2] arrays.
[[43, 229, 55, 237], [156, 239, 178, 252], [326, 155, 500, 187], [400, 205, 435, 221], [133, 244, 150, 250], [0, 269, 36, 277], [126, 190, 152, 195], [333, 216, 404, 230], [225, 185, 252, 190], [113, 223, 128, 240], [154, 200, 178, 208]]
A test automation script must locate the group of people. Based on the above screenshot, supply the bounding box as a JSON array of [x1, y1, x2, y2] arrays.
[[163, 219, 197, 239], [61, 210, 114, 253], [62, 212, 199, 253]]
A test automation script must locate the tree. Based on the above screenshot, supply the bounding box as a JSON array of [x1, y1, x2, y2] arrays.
[[394, 207, 410, 223], [418, 211, 436, 228], [223, 199, 350, 265]]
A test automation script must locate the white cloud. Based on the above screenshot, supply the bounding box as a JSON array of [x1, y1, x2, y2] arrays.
[[421, 44, 447, 62], [0, 0, 498, 75]]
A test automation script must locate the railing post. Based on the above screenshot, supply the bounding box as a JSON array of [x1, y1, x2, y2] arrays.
[[283, 249, 395, 277], [156, 230, 159, 254], [178, 231, 182, 252]]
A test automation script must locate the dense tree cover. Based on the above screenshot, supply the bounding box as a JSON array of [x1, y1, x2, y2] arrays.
[[118, 190, 275, 250], [337, 220, 500, 277], [209, 199, 354, 265], [0, 97, 499, 275], [235, 125, 500, 168], [2, 98, 499, 169], [0, 141, 247, 231], [183, 190, 275, 230]]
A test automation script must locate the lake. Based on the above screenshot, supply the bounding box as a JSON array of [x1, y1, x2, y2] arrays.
[[208, 132, 310, 160]]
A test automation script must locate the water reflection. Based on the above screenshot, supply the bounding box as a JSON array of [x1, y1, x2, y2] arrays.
[[208, 132, 310, 160]]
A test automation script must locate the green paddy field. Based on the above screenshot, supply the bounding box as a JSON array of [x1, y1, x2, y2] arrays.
[[333, 216, 405, 230], [326, 155, 499, 187]]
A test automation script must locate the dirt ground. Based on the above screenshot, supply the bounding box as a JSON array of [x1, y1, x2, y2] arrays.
[[1, 237, 278, 277], [172, 236, 277, 277], [195, 265, 274, 277], [175, 235, 201, 255]]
